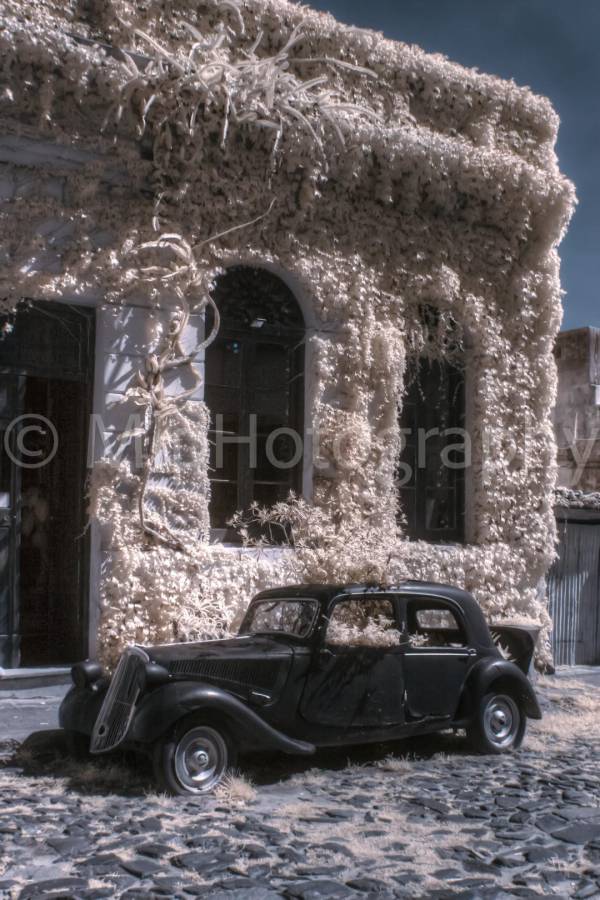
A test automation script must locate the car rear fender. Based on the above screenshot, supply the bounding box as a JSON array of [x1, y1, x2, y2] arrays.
[[129, 682, 316, 755], [457, 659, 542, 721], [488, 624, 540, 675]]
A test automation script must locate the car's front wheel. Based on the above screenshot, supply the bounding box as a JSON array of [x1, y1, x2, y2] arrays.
[[467, 692, 525, 754], [153, 717, 236, 795]]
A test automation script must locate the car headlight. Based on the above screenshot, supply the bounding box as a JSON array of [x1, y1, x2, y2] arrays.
[[71, 660, 105, 690], [144, 662, 171, 687]]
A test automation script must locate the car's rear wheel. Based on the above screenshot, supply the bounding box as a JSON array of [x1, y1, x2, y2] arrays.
[[467, 692, 525, 754], [153, 717, 236, 795]]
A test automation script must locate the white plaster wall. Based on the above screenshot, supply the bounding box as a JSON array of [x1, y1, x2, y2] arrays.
[[93, 303, 205, 463], [87, 302, 208, 654]]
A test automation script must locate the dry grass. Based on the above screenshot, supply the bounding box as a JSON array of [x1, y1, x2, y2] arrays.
[[214, 771, 257, 805], [548, 857, 573, 871], [88, 879, 112, 890], [1, 736, 153, 799], [376, 754, 413, 774], [144, 789, 178, 806], [228, 858, 251, 876], [11, 746, 36, 768], [528, 675, 600, 752], [62, 760, 139, 794], [269, 802, 472, 887], [276, 800, 315, 825], [344, 758, 369, 772]]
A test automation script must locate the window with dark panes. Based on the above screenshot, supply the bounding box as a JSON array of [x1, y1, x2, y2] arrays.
[[397, 355, 466, 543], [205, 267, 305, 541]]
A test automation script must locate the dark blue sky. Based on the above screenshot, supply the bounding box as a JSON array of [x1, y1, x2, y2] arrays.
[[309, 0, 599, 330]]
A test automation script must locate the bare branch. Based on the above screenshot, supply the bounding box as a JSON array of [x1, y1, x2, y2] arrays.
[[194, 197, 277, 250], [114, 11, 378, 552]]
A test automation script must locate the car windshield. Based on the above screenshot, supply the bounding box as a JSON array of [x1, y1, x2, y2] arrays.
[[241, 598, 318, 638]]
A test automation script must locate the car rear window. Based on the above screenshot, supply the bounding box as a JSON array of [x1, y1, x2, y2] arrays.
[[406, 599, 467, 648]]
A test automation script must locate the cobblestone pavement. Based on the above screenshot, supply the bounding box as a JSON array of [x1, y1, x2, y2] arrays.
[[0, 674, 599, 899]]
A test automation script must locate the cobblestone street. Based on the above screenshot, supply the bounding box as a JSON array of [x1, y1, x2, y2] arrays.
[[0, 674, 599, 899]]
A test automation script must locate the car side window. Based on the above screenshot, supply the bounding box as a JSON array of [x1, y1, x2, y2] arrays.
[[405, 599, 467, 648], [325, 597, 401, 647]]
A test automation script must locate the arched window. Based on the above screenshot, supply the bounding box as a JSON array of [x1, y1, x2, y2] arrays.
[[205, 266, 305, 541], [397, 318, 466, 543]]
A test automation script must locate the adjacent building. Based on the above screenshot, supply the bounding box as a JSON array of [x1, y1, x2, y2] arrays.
[[549, 327, 600, 665], [554, 327, 600, 493]]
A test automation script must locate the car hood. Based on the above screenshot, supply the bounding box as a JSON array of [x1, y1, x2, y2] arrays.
[[143, 635, 294, 699], [145, 635, 293, 664]]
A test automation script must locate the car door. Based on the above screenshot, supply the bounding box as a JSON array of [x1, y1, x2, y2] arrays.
[[299, 593, 405, 728], [400, 595, 476, 721]]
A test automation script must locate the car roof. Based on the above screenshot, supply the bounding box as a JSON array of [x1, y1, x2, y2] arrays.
[[251, 582, 492, 645], [254, 581, 477, 608]]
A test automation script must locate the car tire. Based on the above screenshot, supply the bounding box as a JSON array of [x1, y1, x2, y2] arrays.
[[467, 691, 525, 754], [64, 729, 90, 760], [153, 716, 237, 796]]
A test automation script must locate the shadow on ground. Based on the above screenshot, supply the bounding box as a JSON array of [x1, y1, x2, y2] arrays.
[[1, 726, 473, 797], [1, 729, 156, 796]]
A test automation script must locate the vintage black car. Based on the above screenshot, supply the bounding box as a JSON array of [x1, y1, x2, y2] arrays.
[[60, 582, 542, 795]]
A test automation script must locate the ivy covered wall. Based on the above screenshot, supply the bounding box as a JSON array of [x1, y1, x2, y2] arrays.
[[0, 0, 575, 664]]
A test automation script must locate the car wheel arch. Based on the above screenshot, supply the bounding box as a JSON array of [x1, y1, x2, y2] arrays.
[[170, 707, 238, 747], [456, 660, 541, 723], [129, 682, 316, 756], [134, 689, 251, 749]]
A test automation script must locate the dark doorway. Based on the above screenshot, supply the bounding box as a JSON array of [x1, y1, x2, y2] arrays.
[[0, 301, 94, 667]]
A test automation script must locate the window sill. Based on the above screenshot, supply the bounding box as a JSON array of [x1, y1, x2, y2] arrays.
[[209, 542, 294, 559], [399, 540, 468, 552]]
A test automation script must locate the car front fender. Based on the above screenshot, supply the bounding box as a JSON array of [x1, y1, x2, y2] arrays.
[[129, 682, 316, 756], [59, 685, 106, 735], [458, 659, 542, 721]]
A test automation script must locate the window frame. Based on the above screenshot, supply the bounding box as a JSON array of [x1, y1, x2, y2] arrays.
[[400, 594, 471, 651], [240, 597, 319, 640], [322, 593, 403, 649], [204, 268, 305, 542], [398, 355, 466, 544]]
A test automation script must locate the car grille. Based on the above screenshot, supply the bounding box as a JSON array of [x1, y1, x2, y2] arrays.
[[90, 646, 149, 754], [167, 657, 283, 692]]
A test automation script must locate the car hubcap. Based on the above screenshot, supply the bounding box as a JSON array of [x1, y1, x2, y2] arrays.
[[483, 695, 519, 748], [174, 726, 227, 793]]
